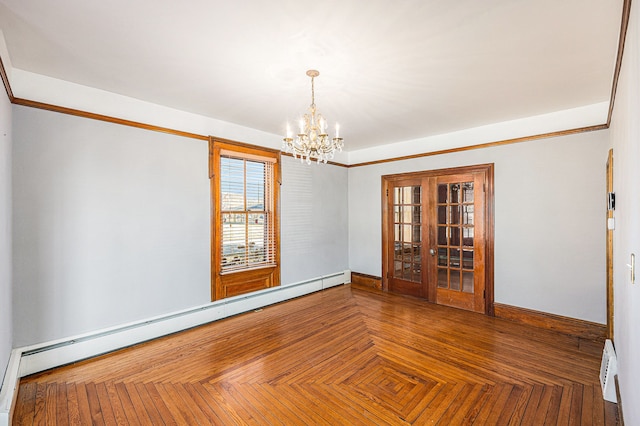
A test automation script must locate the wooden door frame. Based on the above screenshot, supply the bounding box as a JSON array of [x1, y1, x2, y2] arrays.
[[606, 149, 614, 340], [381, 163, 495, 315]]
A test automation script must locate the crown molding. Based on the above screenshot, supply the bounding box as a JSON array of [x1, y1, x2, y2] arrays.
[[346, 124, 608, 168], [12, 97, 208, 141], [607, 0, 632, 127], [0, 56, 13, 102]]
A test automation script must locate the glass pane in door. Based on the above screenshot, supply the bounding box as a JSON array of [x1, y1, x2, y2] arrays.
[[392, 185, 422, 283], [450, 227, 460, 246], [438, 226, 447, 245], [438, 268, 448, 288], [462, 271, 474, 293], [438, 184, 447, 203], [450, 184, 460, 203], [450, 270, 461, 290], [437, 248, 447, 266], [462, 183, 474, 203]]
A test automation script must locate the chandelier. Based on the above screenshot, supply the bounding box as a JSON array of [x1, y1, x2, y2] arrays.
[[283, 70, 344, 164]]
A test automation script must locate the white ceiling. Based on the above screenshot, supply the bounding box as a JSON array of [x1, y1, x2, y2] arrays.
[[0, 0, 623, 151]]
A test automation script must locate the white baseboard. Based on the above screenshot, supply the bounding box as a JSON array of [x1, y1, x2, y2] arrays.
[[0, 270, 350, 424], [0, 349, 21, 426], [323, 271, 349, 288]]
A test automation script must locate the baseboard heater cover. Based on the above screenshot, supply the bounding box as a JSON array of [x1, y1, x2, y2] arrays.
[[599, 339, 618, 403], [0, 350, 21, 426], [17, 270, 350, 377]]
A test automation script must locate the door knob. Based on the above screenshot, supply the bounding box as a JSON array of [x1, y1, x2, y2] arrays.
[[429, 248, 435, 256]]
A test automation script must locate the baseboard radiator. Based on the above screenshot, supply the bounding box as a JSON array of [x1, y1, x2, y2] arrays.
[[599, 339, 618, 403], [15, 270, 350, 378]]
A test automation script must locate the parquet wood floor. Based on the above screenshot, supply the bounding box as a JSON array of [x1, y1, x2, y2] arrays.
[[13, 285, 618, 425]]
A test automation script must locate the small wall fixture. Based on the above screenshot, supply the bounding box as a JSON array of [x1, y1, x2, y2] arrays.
[[607, 192, 615, 210]]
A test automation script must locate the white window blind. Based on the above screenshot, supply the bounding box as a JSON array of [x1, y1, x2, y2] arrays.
[[220, 155, 276, 273]]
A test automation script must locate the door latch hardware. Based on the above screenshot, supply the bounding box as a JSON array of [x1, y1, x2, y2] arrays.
[[627, 253, 636, 284]]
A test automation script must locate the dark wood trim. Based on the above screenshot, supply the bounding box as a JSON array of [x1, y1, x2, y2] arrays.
[[209, 136, 283, 179], [0, 56, 14, 101], [606, 149, 614, 340], [211, 136, 282, 155], [615, 375, 625, 425], [350, 272, 382, 290], [494, 303, 606, 341], [607, 0, 632, 127], [485, 165, 495, 316], [381, 163, 495, 183], [8, 98, 609, 169], [349, 125, 607, 168], [12, 97, 209, 141], [381, 178, 390, 293]]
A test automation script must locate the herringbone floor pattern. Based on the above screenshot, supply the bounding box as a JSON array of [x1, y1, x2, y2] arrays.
[[14, 285, 618, 425]]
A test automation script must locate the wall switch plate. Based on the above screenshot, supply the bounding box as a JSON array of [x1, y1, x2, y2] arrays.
[[607, 218, 615, 230]]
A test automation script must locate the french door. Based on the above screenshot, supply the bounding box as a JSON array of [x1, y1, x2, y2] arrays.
[[382, 164, 494, 314]]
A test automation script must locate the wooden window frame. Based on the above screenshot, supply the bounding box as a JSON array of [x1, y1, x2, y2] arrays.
[[209, 137, 281, 301]]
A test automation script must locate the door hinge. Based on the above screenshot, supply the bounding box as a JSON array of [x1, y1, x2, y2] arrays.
[[483, 290, 486, 299], [386, 188, 389, 197]]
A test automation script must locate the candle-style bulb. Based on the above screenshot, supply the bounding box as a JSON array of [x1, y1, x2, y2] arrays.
[[335, 123, 340, 138]]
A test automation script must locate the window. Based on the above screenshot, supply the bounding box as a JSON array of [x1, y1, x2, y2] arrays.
[[210, 138, 280, 300]]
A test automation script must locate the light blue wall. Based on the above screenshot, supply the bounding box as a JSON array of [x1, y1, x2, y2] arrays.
[[0, 83, 12, 383], [348, 130, 609, 323], [609, 0, 640, 422], [281, 156, 349, 285], [12, 106, 211, 346], [11, 106, 349, 347]]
